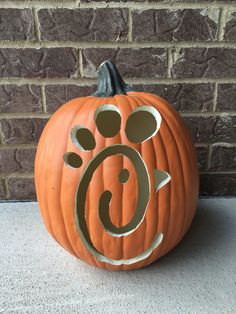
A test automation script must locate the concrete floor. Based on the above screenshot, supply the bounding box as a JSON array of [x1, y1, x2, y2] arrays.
[[0, 199, 235, 314]]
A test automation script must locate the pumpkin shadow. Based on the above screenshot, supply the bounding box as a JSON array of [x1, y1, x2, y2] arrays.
[[150, 199, 230, 269]]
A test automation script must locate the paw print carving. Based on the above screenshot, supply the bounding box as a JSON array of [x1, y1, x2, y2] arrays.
[[64, 104, 171, 266]]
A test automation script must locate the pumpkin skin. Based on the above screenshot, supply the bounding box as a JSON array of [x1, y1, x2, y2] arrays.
[[35, 60, 199, 270]]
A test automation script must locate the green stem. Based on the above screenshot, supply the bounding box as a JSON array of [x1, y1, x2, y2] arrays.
[[93, 59, 133, 97]]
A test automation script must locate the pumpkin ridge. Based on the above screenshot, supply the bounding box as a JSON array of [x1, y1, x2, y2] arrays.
[[37, 116, 63, 241], [83, 101, 106, 262], [78, 99, 102, 267], [131, 93, 153, 267], [144, 93, 195, 251], [96, 96, 123, 268], [110, 95, 131, 267], [35, 132, 52, 236], [149, 93, 198, 241], [37, 103, 83, 248], [160, 111, 186, 251], [58, 101, 91, 256], [171, 115, 199, 234], [114, 95, 124, 266], [132, 93, 171, 264], [115, 95, 135, 269], [162, 116, 186, 252], [60, 98, 98, 260], [120, 95, 136, 267], [147, 94, 187, 252], [46, 111, 77, 254], [154, 128, 171, 260], [88, 99, 106, 268], [99, 97, 116, 269], [133, 93, 183, 257], [127, 94, 153, 268], [124, 95, 144, 266], [43, 102, 84, 255], [152, 93, 198, 234]]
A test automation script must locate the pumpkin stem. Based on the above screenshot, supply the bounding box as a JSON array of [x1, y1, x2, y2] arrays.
[[93, 60, 133, 97]]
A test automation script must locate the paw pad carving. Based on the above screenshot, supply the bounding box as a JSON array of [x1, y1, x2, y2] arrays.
[[64, 105, 171, 265]]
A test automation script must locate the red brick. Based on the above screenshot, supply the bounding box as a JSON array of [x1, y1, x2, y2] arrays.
[[210, 145, 236, 171], [0, 148, 36, 175], [0, 85, 42, 113], [133, 83, 214, 112], [0, 48, 78, 78], [0, 179, 6, 199], [0, 9, 35, 40], [183, 115, 236, 143], [217, 84, 236, 111], [200, 174, 236, 196], [133, 9, 219, 41], [0, 118, 48, 145], [82, 48, 167, 78], [39, 9, 128, 42], [45, 85, 96, 113], [8, 178, 36, 200], [224, 9, 236, 40], [171, 48, 236, 78], [196, 146, 208, 171]]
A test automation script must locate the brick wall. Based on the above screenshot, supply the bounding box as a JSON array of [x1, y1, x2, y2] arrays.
[[0, 0, 236, 200]]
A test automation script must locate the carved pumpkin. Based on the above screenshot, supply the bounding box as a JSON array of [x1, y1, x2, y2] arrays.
[[35, 60, 199, 270]]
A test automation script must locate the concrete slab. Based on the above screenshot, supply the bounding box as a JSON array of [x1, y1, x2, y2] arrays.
[[0, 199, 236, 314]]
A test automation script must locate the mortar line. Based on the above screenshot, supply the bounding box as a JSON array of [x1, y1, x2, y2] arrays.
[[0, 144, 37, 149], [1, 142, 235, 149], [0, 1, 235, 9], [199, 171, 236, 175], [217, 7, 227, 41], [71, 49, 81, 79], [0, 141, 234, 148], [0, 77, 236, 85], [32, 8, 41, 42], [0, 0, 76, 9], [0, 173, 35, 180], [79, 49, 83, 78], [0, 111, 236, 119], [41, 85, 47, 113], [212, 82, 218, 112], [194, 143, 208, 147], [1, 40, 236, 49], [180, 111, 236, 117], [1, 178, 10, 199], [0, 122, 5, 145], [212, 142, 236, 147], [207, 144, 213, 171], [128, 8, 132, 42], [79, 2, 236, 10], [1, 171, 236, 179], [0, 142, 236, 150], [0, 113, 51, 118], [167, 48, 173, 78], [0, 200, 38, 203]]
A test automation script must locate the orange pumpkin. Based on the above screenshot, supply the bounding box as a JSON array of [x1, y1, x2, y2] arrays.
[[35, 60, 199, 270]]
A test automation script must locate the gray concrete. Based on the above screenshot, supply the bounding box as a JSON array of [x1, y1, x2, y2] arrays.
[[0, 199, 236, 314]]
